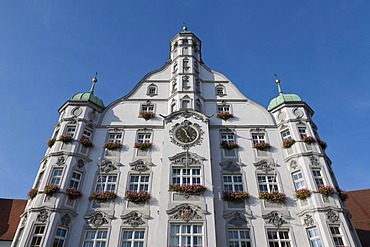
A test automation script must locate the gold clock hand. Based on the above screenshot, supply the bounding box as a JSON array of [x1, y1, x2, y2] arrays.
[[181, 128, 191, 139]]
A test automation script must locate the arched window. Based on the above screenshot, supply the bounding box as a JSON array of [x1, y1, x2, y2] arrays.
[[216, 85, 226, 96], [147, 84, 158, 96]]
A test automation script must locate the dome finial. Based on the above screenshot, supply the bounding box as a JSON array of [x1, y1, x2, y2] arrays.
[[182, 22, 188, 32], [90, 72, 98, 94], [274, 74, 283, 95]]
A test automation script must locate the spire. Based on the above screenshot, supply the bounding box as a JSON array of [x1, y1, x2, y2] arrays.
[[274, 74, 283, 95], [90, 72, 98, 94]]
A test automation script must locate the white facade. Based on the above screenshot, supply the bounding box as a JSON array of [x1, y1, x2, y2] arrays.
[[13, 28, 361, 247]]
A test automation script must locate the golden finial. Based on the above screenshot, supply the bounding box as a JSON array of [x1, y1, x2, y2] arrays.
[[274, 74, 282, 94], [90, 72, 98, 94], [182, 22, 188, 32]]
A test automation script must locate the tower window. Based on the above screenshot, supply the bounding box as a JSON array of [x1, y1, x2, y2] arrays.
[[216, 85, 225, 96], [147, 84, 157, 96], [29, 225, 45, 247], [53, 227, 68, 247], [50, 168, 63, 185], [281, 130, 291, 140], [292, 171, 305, 190], [69, 171, 82, 189]]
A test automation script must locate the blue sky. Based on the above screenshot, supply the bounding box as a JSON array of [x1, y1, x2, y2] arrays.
[[1, 1, 369, 199]]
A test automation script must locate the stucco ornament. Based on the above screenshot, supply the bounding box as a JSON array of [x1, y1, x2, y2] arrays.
[[263, 212, 290, 228], [303, 214, 314, 226], [122, 211, 145, 227], [310, 156, 320, 166], [326, 209, 340, 223], [85, 211, 108, 227], [254, 160, 279, 173], [220, 160, 244, 173], [228, 212, 247, 227], [167, 204, 208, 222], [169, 152, 205, 166], [290, 160, 298, 170], [56, 156, 66, 165], [164, 109, 209, 123], [129, 160, 154, 172], [60, 213, 71, 227], [98, 159, 119, 173], [37, 210, 48, 222]]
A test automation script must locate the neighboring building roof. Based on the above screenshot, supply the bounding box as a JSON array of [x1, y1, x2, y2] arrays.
[[71, 92, 105, 108], [346, 189, 370, 246], [0, 199, 27, 241]]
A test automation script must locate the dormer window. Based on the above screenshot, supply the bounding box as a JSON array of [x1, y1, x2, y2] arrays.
[[147, 84, 158, 97], [216, 85, 225, 96]]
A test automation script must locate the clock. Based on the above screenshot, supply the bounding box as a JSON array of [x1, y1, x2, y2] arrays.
[[170, 120, 203, 148], [174, 125, 198, 143]]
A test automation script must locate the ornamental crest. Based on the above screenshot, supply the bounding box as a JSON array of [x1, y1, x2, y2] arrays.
[[121, 211, 149, 227], [167, 204, 208, 222], [129, 160, 154, 172], [254, 160, 279, 173], [98, 159, 119, 173], [326, 209, 340, 223], [60, 213, 71, 227], [263, 211, 291, 228], [310, 156, 320, 166], [37, 210, 48, 222], [220, 160, 244, 173], [85, 211, 111, 227], [56, 156, 66, 165], [228, 212, 247, 227], [163, 110, 209, 124], [169, 152, 205, 166], [303, 214, 314, 226]]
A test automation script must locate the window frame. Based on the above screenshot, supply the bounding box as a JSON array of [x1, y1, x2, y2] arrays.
[[120, 228, 146, 247], [292, 170, 306, 190], [82, 229, 108, 247], [281, 129, 292, 140], [69, 170, 83, 189], [147, 84, 158, 96], [29, 224, 46, 247], [251, 133, 265, 145], [64, 125, 76, 138], [128, 174, 150, 192], [107, 131, 123, 144], [53, 227, 68, 247], [257, 174, 279, 193], [227, 228, 252, 247], [217, 104, 231, 113], [95, 174, 118, 193], [171, 167, 202, 186], [298, 127, 307, 139], [169, 223, 203, 247], [266, 228, 291, 247], [222, 174, 244, 192], [49, 167, 64, 185], [329, 225, 345, 247], [312, 169, 325, 188], [307, 227, 323, 247], [216, 85, 225, 96]]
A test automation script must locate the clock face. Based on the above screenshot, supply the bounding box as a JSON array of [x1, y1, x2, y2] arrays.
[[174, 125, 198, 144]]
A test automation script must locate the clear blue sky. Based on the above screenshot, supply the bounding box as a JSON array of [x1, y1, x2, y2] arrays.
[[1, 1, 369, 199]]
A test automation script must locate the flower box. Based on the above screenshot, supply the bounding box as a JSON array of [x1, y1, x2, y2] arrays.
[[283, 139, 296, 148], [80, 137, 93, 148], [66, 187, 82, 200], [336, 187, 349, 201], [134, 142, 153, 151], [89, 191, 117, 202], [47, 138, 56, 148], [302, 136, 316, 144], [103, 142, 122, 150], [124, 191, 151, 203], [318, 185, 334, 196], [217, 112, 234, 120], [44, 184, 60, 196], [139, 111, 155, 120], [220, 142, 240, 150], [223, 191, 250, 202], [317, 139, 327, 150], [28, 188, 38, 199], [259, 192, 287, 204], [295, 188, 311, 200], [169, 184, 207, 195], [253, 142, 271, 151], [58, 134, 73, 143]]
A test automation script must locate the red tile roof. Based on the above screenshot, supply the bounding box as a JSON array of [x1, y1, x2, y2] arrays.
[[346, 189, 370, 246], [0, 199, 27, 241]]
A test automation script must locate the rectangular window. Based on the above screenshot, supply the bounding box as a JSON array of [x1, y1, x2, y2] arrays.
[[171, 103, 176, 113], [95, 175, 117, 192], [217, 105, 230, 113], [172, 168, 201, 185], [108, 132, 122, 143], [228, 229, 252, 247], [53, 227, 68, 247], [137, 133, 151, 143], [121, 229, 145, 247], [141, 105, 154, 112], [35, 171, 44, 189], [292, 171, 305, 190], [50, 168, 63, 185], [298, 127, 307, 139], [281, 130, 291, 140], [65, 125, 76, 137], [329, 226, 345, 246], [221, 133, 235, 144], [216, 86, 224, 95], [257, 175, 278, 193], [181, 100, 190, 109], [312, 169, 324, 188], [69, 171, 82, 189], [129, 175, 150, 191], [267, 229, 291, 247], [83, 129, 93, 139], [307, 227, 323, 247], [223, 175, 243, 192], [29, 225, 45, 247], [170, 224, 203, 247], [82, 229, 107, 247], [252, 134, 265, 144]]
